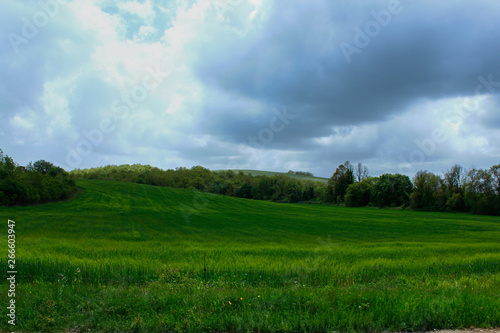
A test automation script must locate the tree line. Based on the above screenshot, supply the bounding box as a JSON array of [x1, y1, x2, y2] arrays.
[[70, 161, 500, 216], [70, 164, 327, 203], [0, 149, 77, 206], [334, 162, 500, 216], [1, 146, 498, 215]]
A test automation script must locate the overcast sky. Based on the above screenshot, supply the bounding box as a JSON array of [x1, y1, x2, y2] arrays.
[[1, 0, 499, 178]]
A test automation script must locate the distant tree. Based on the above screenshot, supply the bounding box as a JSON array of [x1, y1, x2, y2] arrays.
[[0, 150, 16, 179], [345, 177, 376, 207], [328, 161, 354, 203], [489, 164, 500, 195], [286, 170, 314, 177], [270, 176, 288, 201], [224, 170, 236, 179], [410, 170, 440, 210], [192, 177, 206, 190], [474, 195, 500, 216], [464, 167, 494, 195], [284, 179, 302, 203], [210, 179, 229, 195], [446, 193, 466, 212], [237, 182, 253, 199], [48, 166, 66, 178], [33, 160, 55, 174], [253, 177, 274, 200], [302, 181, 316, 202], [0, 149, 77, 206], [463, 166, 499, 215], [314, 182, 329, 203], [444, 164, 464, 195], [355, 163, 369, 182], [372, 174, 413, 208], [179, 177, 192, 189], [0, 178, 26, 205], [63, 153, 498, 214]]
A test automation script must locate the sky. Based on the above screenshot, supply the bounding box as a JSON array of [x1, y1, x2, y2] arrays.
[[1, 0, 500, 178]]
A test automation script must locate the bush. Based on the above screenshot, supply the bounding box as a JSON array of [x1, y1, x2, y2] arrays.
[[345, 178, 375, 207], [0, 150, 77, 206], [372, 174, 413, 208]]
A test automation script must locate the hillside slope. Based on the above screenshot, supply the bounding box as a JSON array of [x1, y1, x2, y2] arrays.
[[0, 180, 499, 332], [1, 179, 499, 269]]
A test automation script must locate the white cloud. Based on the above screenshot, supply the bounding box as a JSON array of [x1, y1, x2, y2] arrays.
[[117, 0, 155, 21], [41, 79, 76, 138], [0, 0, 499, 177], [134, 25, 156, 42], [68, 1, 125, 42], [11, 109, 36, 132]]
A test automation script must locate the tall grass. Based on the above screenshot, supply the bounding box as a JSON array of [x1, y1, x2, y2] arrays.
[[0, 179, 499, 332]]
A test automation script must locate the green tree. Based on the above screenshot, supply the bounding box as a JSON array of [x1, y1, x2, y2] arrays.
[[490, 164, 500, 195], [410, 171, 440, 210], [302, 181, 316, 202], [354, 162, 369, 182], [0, 150, 16, 179], [270, 176, 288, 202], [253, 177, 274, 200], [328, 161, 354, 203], [33, 160, 55, 174], [283, 179, 302, 203], [463, 167, 498, 214], [444, 164, 464, 195], [345, 177, 376, 207], [237, 182, 253, 199], [372, 174, 413, 208]]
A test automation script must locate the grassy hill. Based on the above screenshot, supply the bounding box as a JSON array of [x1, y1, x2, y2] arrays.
[[0, 179, 499, 332], [214, 169, 329, 183]]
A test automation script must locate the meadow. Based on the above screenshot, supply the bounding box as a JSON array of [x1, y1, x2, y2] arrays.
[[0, 179, 499, 332]]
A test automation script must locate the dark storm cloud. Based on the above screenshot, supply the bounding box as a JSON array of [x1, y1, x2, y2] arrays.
[[1, 0, 499, 177], [194, 0, 500, 147]]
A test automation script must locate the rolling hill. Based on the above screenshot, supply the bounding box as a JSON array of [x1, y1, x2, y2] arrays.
[[0, 179, 499, 332]]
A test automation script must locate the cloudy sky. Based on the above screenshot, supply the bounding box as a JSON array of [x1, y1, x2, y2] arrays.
[[1, 0, 499, 178]]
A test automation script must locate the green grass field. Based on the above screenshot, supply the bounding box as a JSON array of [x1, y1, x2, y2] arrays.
[[214, 169, 329, 183], [0, 180, 499, 332]]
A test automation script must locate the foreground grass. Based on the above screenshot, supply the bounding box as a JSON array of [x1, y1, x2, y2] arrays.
[[2, 275, 499, 332], [0, 180, 499, 332]]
